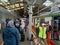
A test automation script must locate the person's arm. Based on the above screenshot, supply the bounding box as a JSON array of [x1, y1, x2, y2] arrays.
[[2, 29, 5, 41]]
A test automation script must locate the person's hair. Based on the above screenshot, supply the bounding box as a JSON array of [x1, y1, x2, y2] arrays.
[[16, 18, 20, 20], [7, 19, 15, 28], [6, 19, 11, 27]]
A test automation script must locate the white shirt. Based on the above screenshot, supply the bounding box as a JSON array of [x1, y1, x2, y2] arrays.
[[21, 21, 25, 29]]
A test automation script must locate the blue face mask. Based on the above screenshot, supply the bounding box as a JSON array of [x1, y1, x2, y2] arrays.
[[15, 22, 20, 27]]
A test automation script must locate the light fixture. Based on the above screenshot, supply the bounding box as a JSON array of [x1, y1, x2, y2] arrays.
[[14, 8, 20, 10], [27, 6, 35, 9], [10, 5, 15, 8], [20, 3, 24, 6], [7, 2, 10, 4], [20, 0, 23, 2], [21, 7, 24, 9], [1, 0, 8, 2], [15, 3, 19, 8], [27, 7, 29, 9], [7, 8, 10, 10], [16, 8, 21, 9], [43, 0, 53, 6], [0, 2, 3, 5], [6, 6, 10, 9], [7, 10, 11, 12], [32, 6, 35, 8]]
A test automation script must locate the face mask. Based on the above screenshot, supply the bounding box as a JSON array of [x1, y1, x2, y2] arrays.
[[15, 22, 20, 27]]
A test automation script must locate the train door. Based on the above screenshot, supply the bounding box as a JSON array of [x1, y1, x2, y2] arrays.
[[53, 16, 60, 40]]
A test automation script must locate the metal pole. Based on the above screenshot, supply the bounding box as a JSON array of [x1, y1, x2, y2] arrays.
[[28, 5, 33, 40], [25, 1, 36, 45]]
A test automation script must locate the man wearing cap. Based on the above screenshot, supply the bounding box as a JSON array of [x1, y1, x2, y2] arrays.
[[38, 23, 47, 45]]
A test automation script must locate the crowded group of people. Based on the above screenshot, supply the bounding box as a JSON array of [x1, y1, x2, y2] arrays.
[[0, 18, 27, 45], [0, 18, 52, 45]]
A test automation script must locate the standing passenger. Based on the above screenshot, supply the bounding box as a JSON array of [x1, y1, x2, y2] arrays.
[[20, 19, 25, 41], [36, 21, 40, 37], [2, 19, 20, 45], [38, 23, 47, 45], [21, 19, 25, 34], [14, 18, 21, 33]]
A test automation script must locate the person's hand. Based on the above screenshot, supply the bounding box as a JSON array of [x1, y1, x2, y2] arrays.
[[1, 42, 4, 45]]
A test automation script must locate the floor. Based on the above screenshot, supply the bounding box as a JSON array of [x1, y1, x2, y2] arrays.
[[20, 41, 31, 45], [0, 31, 31, 45], [54, 40, 60, 45]]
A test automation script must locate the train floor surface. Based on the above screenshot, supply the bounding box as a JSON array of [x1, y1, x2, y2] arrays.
[[0, 31, 60, 45], [20, 41, 31, 45], [54, 40, 60, 45]]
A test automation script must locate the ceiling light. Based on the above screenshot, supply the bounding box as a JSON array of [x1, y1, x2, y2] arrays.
[[7, 10, 11, 12], [10, 5, 15, 8], [27, 7, 29, 9], [16, 8, 20, 10], [6, 6, 10, 9], [14, 8, 20, 10], [28, 6, 35, 9], [21, 7, 24, 9], [43, 0, 53, 6], [0, 3, 3, 5], [20, 3, 24, 6], [1, 0, 8, 2], [7, 8, 10, 10], [32, 6, 35, 8], [15, 4, 19, 7], [20, 0, 23, 2], [5, 6, 8, 8], [7, 2, 10, 4]]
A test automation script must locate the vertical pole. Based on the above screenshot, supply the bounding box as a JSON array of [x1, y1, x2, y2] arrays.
[[25, 0, 36, 45], [51, 16, 54, 40], [28, 5, 33, 40]]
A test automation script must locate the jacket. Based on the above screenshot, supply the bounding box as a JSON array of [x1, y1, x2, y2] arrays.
[[38, 27, 47, 39], [2, 27, 20, 45]]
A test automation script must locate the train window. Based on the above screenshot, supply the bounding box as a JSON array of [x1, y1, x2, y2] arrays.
[[58, 19, 60, 31], [54, 16, 60, 31]]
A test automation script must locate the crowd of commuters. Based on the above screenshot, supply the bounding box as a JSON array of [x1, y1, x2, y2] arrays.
[[0, 18, 28, 45], [36, 21, 52, 45], [0, 18, 53, 45]]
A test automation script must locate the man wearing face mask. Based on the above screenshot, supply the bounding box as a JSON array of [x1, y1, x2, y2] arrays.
[[2, 19, 20, 45], [14, 18, 21, 33]]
